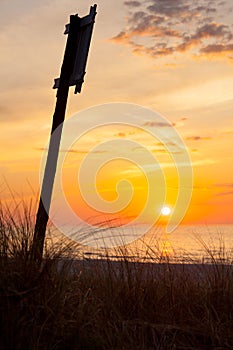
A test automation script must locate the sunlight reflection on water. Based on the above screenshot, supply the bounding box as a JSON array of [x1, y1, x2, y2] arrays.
[[50, 224, 233, 263]]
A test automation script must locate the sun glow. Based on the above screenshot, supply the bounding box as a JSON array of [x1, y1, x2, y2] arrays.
[[161, 206, 171, 216]]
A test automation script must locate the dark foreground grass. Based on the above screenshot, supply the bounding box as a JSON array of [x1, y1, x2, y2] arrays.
[[0, 202, 233, 350]]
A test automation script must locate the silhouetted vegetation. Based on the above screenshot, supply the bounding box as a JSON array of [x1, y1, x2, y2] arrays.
[[0, 201, 233, 349]]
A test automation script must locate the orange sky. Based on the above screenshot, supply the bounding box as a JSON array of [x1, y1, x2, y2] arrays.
[[0, 0, 233, 228]]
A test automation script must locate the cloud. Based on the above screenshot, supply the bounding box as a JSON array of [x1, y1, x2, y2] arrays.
[[147, 0, 190, 18], [200, 43, 233, 55], [112, 31, 130, 45], [142, 121, 171, 127], [213, 183, 233, 188], [132, 145, 182, 155], [124, 1, 141, 7], [120, 158, 216, 176], [115, 132, 126, 137], [193, 183, 233, 197], [172, 117, 189, 127], [215, 190, 233, 197], [34, 148, 106, 154], [111, 0, 233, 61], [177, 22, 232, 53], [186, 136, 212, 141]]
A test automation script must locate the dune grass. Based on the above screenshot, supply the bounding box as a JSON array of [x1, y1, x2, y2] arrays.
[[0, 201, 233, 349]]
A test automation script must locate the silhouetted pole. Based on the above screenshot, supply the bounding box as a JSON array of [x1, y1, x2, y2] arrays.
[[31, 5, 97, 265]]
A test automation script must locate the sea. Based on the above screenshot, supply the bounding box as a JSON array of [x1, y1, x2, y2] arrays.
[[51, 224, 233, 264]]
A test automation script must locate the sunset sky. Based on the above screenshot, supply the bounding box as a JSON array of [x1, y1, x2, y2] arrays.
[[0, 0, 233, 227]]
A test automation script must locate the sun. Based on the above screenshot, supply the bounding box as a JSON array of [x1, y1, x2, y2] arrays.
[[161, 206, 171, 216]]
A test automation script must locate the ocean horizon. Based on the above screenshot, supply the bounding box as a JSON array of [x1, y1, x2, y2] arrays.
[[51, 223, 233, 264]]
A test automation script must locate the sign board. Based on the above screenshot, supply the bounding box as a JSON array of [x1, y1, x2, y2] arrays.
[[53, 4, 97, 93]]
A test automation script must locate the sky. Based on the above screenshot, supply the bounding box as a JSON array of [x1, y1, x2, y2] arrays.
[[0, 0, 233, 228]]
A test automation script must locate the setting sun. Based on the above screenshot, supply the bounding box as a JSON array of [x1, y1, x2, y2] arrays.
[[161, 206, 171, 216]]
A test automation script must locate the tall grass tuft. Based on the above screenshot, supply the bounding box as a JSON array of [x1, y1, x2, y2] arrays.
[[0, 200, 233, 349]]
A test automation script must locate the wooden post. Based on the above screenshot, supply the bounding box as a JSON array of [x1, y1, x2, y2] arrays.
[[31, 5, 96, 266], [31, 15, 81, 265]]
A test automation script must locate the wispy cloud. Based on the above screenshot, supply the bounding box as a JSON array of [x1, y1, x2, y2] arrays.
[[213, 182, 233, 188], [34, 148, 106, 155], [111, 0, 233, 61], [119, 158, 216, 176], [172, 117, 189, 128], [207, 183, 233, 197], [186, 136, 212, 141], [215, 190, 233, 197], [142, 121, 171, 127], [132, 145, 183, 155], [124, 1, 141, 7], [115, 132, 126, 137]]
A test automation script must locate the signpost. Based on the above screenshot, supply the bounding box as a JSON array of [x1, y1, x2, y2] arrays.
[[31, 5, 97, 265]]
